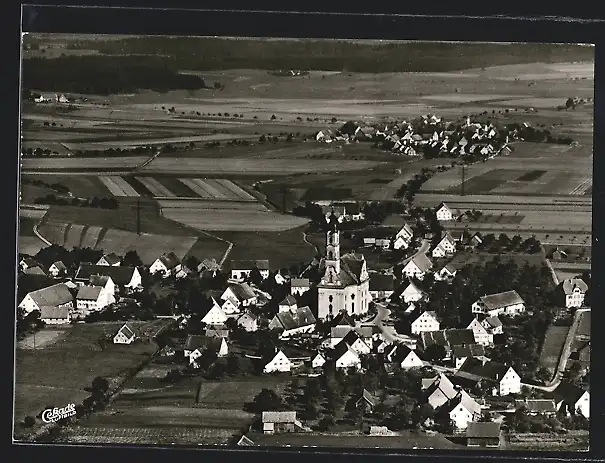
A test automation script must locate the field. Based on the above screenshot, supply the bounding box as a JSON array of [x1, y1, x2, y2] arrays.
[[446, 251, 546, 270], [14, 322, 159, 431], [214, 226, 316, 271], [21, 157, 148, 172], [56, 353, 291, 445], [576, 310, 590, 338], [539, 325, 570, 373]]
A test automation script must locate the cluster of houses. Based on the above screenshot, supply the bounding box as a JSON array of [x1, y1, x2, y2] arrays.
[[315, 115, 516, 159], [32, 93, 70, 104]]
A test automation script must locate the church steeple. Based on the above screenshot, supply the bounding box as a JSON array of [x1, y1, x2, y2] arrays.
[[321, 220, 341, 285]]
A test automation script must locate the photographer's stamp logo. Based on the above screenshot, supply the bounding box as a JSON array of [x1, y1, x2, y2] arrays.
[[41, 404, 76, 423]]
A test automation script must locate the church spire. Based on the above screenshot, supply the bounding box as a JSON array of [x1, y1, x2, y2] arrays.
[[321, 220, 341, 285]]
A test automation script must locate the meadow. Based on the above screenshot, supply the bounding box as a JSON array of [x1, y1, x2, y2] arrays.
[[539, 325, 570, 373]]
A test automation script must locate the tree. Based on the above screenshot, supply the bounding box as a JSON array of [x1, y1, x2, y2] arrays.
[[271, 114, 277, 120], [247, 388, 283, 413], [423, 344, 447, 363], [317, 416, 335, 431], [122, 250, 143, 267], [411, 403, 435, 428], [226, 354, 241, 376], [185, 255, 200, 271], [22, 416, 36, 428], [248, 267, 263, 286], [91, 376, 109, 398], [303, 377, 322, 404], [210, 358, 227, 379]]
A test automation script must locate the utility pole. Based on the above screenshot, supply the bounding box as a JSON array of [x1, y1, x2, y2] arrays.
[[461, 164, 465, 197]]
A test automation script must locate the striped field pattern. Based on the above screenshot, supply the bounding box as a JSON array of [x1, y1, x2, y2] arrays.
[[215, 179, 256, 200], [178, 178, 255, 200], [98, 176, 140, 197], [135, 177, 175, 197], [193, 179, 229, 199], [178, 178, 214, 199]]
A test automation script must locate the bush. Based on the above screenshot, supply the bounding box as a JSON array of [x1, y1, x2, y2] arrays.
[[22, 416, 36, 428]]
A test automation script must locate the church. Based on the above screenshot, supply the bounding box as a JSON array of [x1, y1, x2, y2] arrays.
[[317, 222, 371, 320]]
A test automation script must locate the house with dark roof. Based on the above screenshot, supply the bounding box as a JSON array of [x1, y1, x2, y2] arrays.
[[421, 329, 476, 357], [48, 261, 67, 278], [425, 373, 459, 409], [481, 316, 503, 336], [549, 381, 590, 418], [278, 295, 298, 313], [471, 290, 525, 317], [268, 306, 316, 338], [435, 202, 455, 221], [329, 341, 362, 370], [19, 257, 42, 272], [337, 331, 371, 355], [434, 263, 458, 281], [290, 278, 310, 296], [514, 398, 557, 416], [261, 411, 304, 434], [149, 252, 182, 278], [263, 349, 292, 373], [369, 273, 395, 300], [454, 358, 521, 396], [557, 278, 588, 308], [96, 253, 121, 267], [75, 264, 142, 290], [23, 267, 47, 277], [229, 260, 270, 281], [237, 311, 259, 332], [183, 334, 228, 365], [401, 253, 433, 280], [356, 389, 377, 411], [452, 344, 489, 370], [222, 283, 257, 311], [431, 231, 457, 258], [113, 323, 136, 344], [39, 306, 71, 325], [466, 422, 503, 448], [76, 285, 113, 314], [18, 283, 74, 315]]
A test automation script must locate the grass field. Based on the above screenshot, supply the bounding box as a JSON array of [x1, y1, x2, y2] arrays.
[[214, 225, 316, 270], [21, 157, 148, 172], [21, 174, 113, 199], [576, 310, 590, 338], [539, 325, 570, 373], [14, 322, 158, 430], [446, 251, 546, 270]]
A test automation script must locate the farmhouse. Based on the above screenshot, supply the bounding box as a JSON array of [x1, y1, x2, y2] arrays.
[[455, 358, 521, 396], [149, 252, 182, 278], [89, 275, 116, 296], [19, 257, 42, 272], [317, 226, 371, 320], [466, 422, 503, 448], [435, 202, 455, 221], [431, 231, 457, 258], [76, 285, 113, 313], [23, 267, 47, 277], [369, 273, 395, 300], [48, 261, 67, 278], [184, 335, 228, 365], [356, 389, 377, 412], [18, 283, 74, 315], [421, 329, 476, 357], [337, 331, 371, 355], [261, 411, 303, 434], [550, 381, 590, 418], [411, 311, 441, 335], [481, 316, 503, 336], [331, 342, 362, 370], [201, 299, 229, 326], [198, 258, 221, 275], [75, 264, 142, 290], [263, 349, 292, 373], [471, 290, 525, 317], [311, 353, 326, 368], [402, 281, 426, 303], [466, 318, 493, 346], [452, 344, 489, 370], [514, 398, 557, 416], [278, 295, 298, 313], [329, 326, 373, 350], [439, 391, 482, 430], [39, 306, 71, 325], [96, 253, 121, 267], [237, 311, 259, 332], [395, 345, 424, 369], [425, 374, 459, 409], [113, 323, 136, 344], [557, 278, 588, 308], [290, 278, 310, 296], [269, 306, 316, 338], [434, 263, 458, 281], [401, 254, 433, 280], [230, 260, 270, 281], [222, 283, 257, 311]]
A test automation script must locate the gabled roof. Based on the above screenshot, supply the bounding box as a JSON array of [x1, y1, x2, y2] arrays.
[[116, 323, 135, 339], [238, 310, 258, 322], [262, 411, 296, 423], [229, 283, 257, 301], [552, 381, 588, 405], [21, 257, 41, 268], [436, 202, 452, 213], [466, 422, 501, 438], [198, 258, 221, 271], [331, 312, 356, 327], [291, 278, 310, 287], [331, 341, 361, 362], [76, 285, 103, 301], [414, 310, 439, 324], [272, 306, 316, 331], [51, 261, 67, 271], [205, 328, 229, 338], [99, 253, 121, 265], [331, 326, 353, 339], [25, 283, 73, 308], [515, 399, 556, 413], [439, 231, 456, 246], [40, 306, 70, 319], [158, 252, 181, 270], [483, 316, 502, 329], [357, 389, 377, 407], [422, 329, 475, 349], [230, 259, 270, 271], [370, 273, 395, 292], [75, 264, 137, 286], [560, 278, 588, 295], [456, 358, 513, 383], [279, 295, 297, 307], [24, 267, 46, 276], [342, 330, 364, 346], [452, 344, 486, 359], [404, 281, 425, 295], [403, 253, 433, 273], [478, 290, 524, 310], [184, 334, 224, 352]]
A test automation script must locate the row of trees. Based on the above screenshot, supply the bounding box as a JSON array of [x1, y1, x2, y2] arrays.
[[33, 194, 119, 210], [21, 177, 70, 194], [477, 233, 542, 254]]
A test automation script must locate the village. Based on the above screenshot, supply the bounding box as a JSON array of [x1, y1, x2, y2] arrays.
[[16, 196, 591, 449]]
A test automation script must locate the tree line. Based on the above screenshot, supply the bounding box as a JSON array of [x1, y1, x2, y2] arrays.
[[33, 194, 118, 210]]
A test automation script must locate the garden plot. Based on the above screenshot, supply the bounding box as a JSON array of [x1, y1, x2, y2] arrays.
[[98, 176, 140, 197], [445, 169, 528, 195], [134, 177, 175, 197]]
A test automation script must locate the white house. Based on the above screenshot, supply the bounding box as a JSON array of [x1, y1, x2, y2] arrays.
[[402, 281, 426, 303], [19, 257, 42, 272], [338, 332, 371, 355], [201, 299, 229, 326], [397, 345, 424, 369], [149, 252, 182, 278], [290, 278, 310, 296], [467, 318, 493, 346], [434, 263, 457, 281], [312, 353, 326, 369], [481, 316, 504, 336], [411, 311, 441, 335], [237, 311, 259, 332], [452, 344, 489, 370], [441, 391, 482, 430], [333, 343, 362, 370], [471, 290, 525, 317], [58, 94, 69, 103], [39, 306, 71, 325], [426, 374, 458, 409], [18, 283, 74, 315], [278, 295, 298, 313], [76, 285, 113, 313], [431, 231, 457, 258], [221, 283, 257, 311], [435, 202, 455, 221], [401, 254, 433, 280], [184, 335, 228, 365], [369, 273, 395, 301], [395, 223, 414, 243], [229, 260, 270, 281], [558, 278, 588, 308], [220, 297, 240, 314], [552, 382, 590, 419], [456, 359, 521, 396], [48, 261, 67, 278], [113, 323, 136, 344], [96, 253, 121, 267], [268, 306, 316, 339], [263, 349, 292, 373], [74, 264, 142, 291]]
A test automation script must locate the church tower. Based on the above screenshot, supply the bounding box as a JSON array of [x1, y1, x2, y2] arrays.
[[321, 223, 341, 286]]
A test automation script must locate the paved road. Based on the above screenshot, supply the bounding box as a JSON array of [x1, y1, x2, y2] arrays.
[[32, 223, 52, 246], [522, 308, 590, 393], [371, 302, 417, 345]]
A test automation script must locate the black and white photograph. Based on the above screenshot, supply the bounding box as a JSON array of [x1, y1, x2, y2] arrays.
[[14, 22, 593, 451]]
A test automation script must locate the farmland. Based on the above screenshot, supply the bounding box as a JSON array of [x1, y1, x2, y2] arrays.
[[446, 251, 546, 270], [14, 322, 159, 436], [539, 325, 570, 373]]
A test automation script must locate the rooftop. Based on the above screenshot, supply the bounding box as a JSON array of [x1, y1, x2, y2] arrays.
[[466, 422, 502, 438], [479, 290, 524, 311], [26, 283, 73, 308]]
